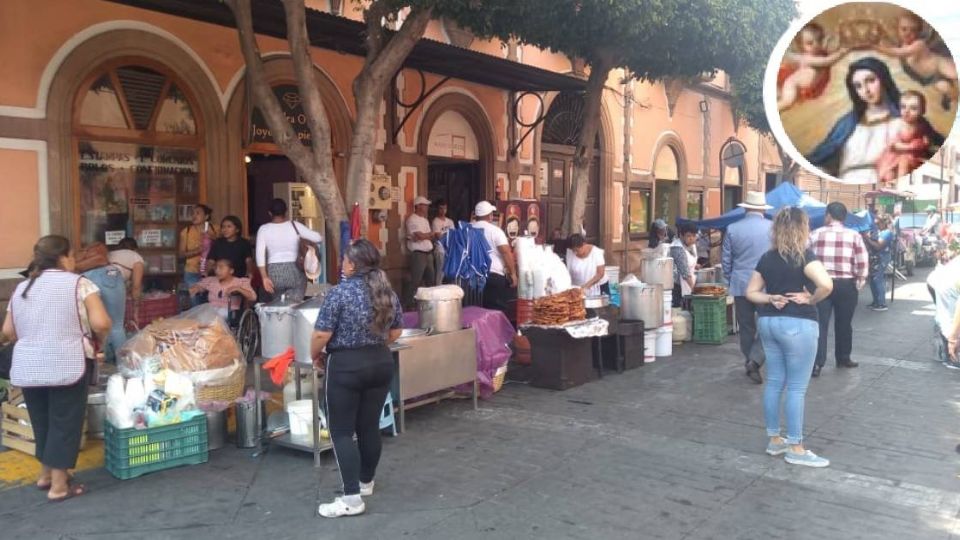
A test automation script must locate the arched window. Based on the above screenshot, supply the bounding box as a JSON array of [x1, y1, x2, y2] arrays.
[[74, 62, 203, 280]]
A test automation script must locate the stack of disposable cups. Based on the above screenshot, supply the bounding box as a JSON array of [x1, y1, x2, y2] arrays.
[[655, 288, 673, 357]]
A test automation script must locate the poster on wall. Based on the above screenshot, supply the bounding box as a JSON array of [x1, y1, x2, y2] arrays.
[[78, 140, 199, 247]]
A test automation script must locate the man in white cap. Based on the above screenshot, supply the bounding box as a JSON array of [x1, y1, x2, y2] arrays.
[[405, 196, 437, 307], [472, 200, 518, 313], [723, 191, 773, 384]]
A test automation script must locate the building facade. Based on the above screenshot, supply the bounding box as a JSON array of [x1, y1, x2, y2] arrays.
[[0, 0, 856, 301]]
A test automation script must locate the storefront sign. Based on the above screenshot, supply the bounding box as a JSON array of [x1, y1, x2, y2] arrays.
[[249, 84, 312, 146], [105, 230, 125, 245]]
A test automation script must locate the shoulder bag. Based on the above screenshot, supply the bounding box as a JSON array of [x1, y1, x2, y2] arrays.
[[291, 222, 321, 280]]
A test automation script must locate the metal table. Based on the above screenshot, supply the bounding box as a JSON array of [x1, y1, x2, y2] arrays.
[[390, 328, 478, 433]]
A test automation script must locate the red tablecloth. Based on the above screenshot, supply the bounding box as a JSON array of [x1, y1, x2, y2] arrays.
[[402, 307, 514, 398]]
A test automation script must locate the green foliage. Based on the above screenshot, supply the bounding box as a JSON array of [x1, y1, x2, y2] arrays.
[[443, 0, 796, 83]]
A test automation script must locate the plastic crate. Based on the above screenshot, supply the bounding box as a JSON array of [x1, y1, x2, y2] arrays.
[[691, 296, 727, 344], [104, 414, 208, 480]]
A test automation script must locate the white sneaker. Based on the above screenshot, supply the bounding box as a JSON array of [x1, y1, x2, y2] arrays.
[[784, 449, 830, 468], [317, 497, 365, 518], [359, 481, 375, 496]]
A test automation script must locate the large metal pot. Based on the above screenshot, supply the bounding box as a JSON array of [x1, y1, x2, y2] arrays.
[[292, 287, 332, 365], [695, 267, 717, 284], [87, 392, 106, 439], [619, 282, 663, 327], [256, 296, 299, 358], [642, 257, 674, 288], [417, 299, 463, 333]]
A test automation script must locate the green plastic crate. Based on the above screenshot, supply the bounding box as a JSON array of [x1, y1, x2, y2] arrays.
[[104, 414, 208, 480], [691, 296, 727, 344]]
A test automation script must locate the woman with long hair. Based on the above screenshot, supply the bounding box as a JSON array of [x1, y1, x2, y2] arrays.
[[2, 236, 111, 500], [746, 208, 833, 467], [180, 204, 217, 305], [207, 215, 255, 279], [310, 239, 403, 517], [806, 57, 944, 182]]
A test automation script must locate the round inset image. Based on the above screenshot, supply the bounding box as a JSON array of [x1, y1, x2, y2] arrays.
[[767, 2, 956, 187]]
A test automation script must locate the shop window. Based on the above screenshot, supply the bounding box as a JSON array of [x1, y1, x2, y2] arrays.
[[686, 191, 703, 220], [74, 63, 202, 283], [655, 181, 679, 227], [629, 188, 650, 238]]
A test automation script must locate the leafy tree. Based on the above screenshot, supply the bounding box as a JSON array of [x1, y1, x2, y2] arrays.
[[730, 34, 800, 184], [462, 0, 797, 233]]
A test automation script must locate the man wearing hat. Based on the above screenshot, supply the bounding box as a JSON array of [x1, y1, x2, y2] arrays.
[[921, 205, 941, 237], [472, 200, 518, 314], [722, 191, 773, 384], [405, 196, 437, 307]]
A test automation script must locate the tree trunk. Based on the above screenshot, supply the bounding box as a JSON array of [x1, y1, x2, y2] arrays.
[[775, 141, 800, 184], [344, 6, 433, 237], [562, 53, 614, 236], [226, 0, 347, 239]]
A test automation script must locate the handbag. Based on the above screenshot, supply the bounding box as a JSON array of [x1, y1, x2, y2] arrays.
[[75, 242, 110, 273], [291, 222, 321, 280]]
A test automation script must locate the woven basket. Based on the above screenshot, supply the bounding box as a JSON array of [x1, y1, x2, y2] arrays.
[[195, 365, 245, 404], [492, 365, 508, 393]]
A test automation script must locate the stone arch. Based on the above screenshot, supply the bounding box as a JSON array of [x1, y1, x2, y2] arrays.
[[650, 131, 690, 219], [416, 92, 497, 199], [45, 28, 225, 239], [533, 91, 615, 246], [224, 55, 355, 221]]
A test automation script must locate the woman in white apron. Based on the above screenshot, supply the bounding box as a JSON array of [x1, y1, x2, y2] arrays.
[[669, 223, 699, 307]]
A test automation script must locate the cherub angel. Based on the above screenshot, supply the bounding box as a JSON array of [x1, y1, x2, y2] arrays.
[[778, 23, 850, 111], [875, 11, 958, 110]]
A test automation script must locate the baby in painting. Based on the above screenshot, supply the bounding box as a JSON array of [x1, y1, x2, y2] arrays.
[[778, 23, 850, 111], [876, 91, 935, 184], [876, 11, 958, 110]]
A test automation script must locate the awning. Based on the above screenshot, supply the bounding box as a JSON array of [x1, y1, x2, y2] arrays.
[[105, 0, 588, 93]]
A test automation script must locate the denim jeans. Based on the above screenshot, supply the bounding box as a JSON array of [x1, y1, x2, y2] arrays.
[[83, 266, 127, 363], [183, 271, 202, 307], [869, 253, 890, 307], [758, 316, 819, 445]]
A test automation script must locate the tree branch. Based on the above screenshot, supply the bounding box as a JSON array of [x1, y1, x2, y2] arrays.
[[363, 0, 391, 68], [369, 7, 433, 83], [280, 0, 335, 171], [225, 0, 315, 175]]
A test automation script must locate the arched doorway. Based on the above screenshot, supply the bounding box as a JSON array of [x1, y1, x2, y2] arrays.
[[654, 146, 681, 225], [418, 92, 497, 222], [72, 60, 203, 289], [540, 92, 601, 245]]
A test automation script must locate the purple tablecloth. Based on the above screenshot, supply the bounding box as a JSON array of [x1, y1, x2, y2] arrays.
[[402, 307, 514, 398]]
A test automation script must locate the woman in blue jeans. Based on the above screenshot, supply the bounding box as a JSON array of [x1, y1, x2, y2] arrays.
[[82, 265, 126, 363], [864, 215, 894, 311], [747, 208, 833, 468]]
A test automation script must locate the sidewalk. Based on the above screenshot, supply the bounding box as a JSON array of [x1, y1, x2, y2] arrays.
[[1, 271, 958, 539]]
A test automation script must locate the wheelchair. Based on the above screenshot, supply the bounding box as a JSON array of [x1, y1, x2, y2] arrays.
[[196, 290, 260, 364]]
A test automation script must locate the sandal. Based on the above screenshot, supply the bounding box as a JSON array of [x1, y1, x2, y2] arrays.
[[48, 483, 87, 503], [37, 474, 74, 491]]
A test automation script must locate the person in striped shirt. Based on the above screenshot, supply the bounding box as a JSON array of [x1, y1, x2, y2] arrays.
[[808, 202, 869, 377]]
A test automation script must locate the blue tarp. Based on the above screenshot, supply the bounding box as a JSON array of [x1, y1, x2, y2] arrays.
[[677, 183, 873, 232]]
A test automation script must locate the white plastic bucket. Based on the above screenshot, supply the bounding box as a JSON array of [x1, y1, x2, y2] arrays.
[[605, 266, 620, 284], [644, 329, 657, 363], [286, 400, 314, 442], [655, 324, 673, 357], [662, 291, 673, 324]]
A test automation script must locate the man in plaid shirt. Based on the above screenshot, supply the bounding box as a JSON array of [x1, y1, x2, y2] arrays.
[[809, 202, 869, 377]]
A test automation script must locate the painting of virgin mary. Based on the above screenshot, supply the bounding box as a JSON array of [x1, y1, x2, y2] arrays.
[[806, 56, 944, 183]]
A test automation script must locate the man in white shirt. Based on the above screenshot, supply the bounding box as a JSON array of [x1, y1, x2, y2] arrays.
[[431, 199, 456, 286], [405, 196, 437, 307], [471, 200, 517, 314]]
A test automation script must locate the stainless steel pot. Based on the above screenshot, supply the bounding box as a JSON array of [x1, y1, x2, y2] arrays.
[[417, 298, 462, 333], [256, 295, 300, 359], [584, 295, 610, 309], [642, 257, 674, 288], [619, 282, 663, 327], [695, 268, 717, 284], [292, 287, 332, 365]]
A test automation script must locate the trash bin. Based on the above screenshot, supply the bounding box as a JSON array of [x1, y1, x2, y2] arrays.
[[235, 400, 264, 449], [205, 409, 227, 451]]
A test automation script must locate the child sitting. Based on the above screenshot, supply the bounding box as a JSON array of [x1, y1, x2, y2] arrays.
[[189, 258, 257, 320]]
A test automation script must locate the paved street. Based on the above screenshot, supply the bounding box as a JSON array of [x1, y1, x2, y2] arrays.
[[1, 272, 958, 539]]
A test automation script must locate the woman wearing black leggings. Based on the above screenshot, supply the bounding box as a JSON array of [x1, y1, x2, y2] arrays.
[[311, 239, 402, 518]]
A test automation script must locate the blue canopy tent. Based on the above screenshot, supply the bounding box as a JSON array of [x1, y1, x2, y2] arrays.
[[677, 183, 873, 232]]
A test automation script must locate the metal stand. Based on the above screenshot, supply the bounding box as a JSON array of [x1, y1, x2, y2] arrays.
[[253, 357, 333, 467]]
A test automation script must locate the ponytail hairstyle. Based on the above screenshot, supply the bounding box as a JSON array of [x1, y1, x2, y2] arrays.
[[771, 207, 810, 266], [344, 239, 396, 336], [22, 235, 71, 299]]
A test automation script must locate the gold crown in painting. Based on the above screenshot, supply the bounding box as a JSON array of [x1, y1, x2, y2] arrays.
[[837, 18, 885, 49]]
